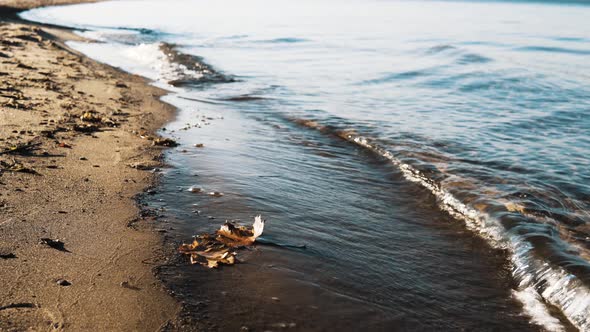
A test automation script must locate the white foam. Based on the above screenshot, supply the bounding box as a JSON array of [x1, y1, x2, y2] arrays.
[[347, 133, 590, 331], [75, 29, 139, 43], [513, 287, 564, 332], [66, 40, 202, 89], [511, 237, 590, 331]]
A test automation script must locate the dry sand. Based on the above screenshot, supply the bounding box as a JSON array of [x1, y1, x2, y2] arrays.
[[0, 0, 98, 10], [0, 5, 180, 331]]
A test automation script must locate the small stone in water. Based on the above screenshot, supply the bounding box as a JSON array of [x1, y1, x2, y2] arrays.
[[188, 187, 202, 193], [272, 323, 288, 328]]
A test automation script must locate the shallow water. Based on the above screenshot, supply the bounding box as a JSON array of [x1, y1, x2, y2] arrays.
[[23, 0, 590, 330]]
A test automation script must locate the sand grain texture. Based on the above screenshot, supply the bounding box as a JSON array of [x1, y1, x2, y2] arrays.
[[0, 0, 98, 10], [0, 22, 179, 331]]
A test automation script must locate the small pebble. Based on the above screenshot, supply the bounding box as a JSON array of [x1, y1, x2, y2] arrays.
[[56, 279, 71, 287], [188, 187, 202, 193], [272, 323, 288, 328]]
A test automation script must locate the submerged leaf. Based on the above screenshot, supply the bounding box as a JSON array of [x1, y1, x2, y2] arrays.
[[178, 215, 265, 268], [216, 215, 264, 247]]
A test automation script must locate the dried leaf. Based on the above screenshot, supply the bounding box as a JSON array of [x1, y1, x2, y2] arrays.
[[80, 111, 102, 123], [179, 215, 265, 268], [216, 215, 264, 246]]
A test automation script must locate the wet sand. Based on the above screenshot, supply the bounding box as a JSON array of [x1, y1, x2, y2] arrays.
[[0, 3, 179, 331]]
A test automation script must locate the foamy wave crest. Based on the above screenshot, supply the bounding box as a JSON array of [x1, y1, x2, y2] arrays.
[[330, 130, 590, 331], [349, 135, 507, 243], [122, 43, 197, 84], [512, 287, 564, 332], [123, 43, 233, 86], [290, 118, 590, 330], [158, 43, 235, 86], [339, 134, 590, 331], [67, 40, 233, 88], [66, 41, 201, 86], [511, 236, 590, 331]]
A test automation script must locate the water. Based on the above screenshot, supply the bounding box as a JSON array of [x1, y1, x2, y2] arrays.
[[23, 0, 590, 330]]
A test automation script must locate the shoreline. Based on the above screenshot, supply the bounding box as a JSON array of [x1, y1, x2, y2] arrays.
[[6, 2, 588, 332], [0, 2, 180, 330]]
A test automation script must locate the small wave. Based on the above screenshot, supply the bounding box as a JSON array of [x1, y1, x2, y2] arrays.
[[219, 34, 249, 40], [221, 95, 268, 102], [116, 42, 235, 87], [457, 78, 524, 93], [552, 36, 588, 43], [459, 40, 509, 47], [104, 26, 162, 36], [424, 71, 550, 95], [511, 236, 590, 331], [456, 53, 493, 64], [289, 117, 590, 331], [261, 37, 309, 43], [426, 44, 457, 54], [512, 287, 565, 331], [79, 25, 172, 45], [422, 44, 493, 66], [159, 43, 236, 86], [359, 69, 433, 85], [515, 46, 590, 55], [177, 96, 222, 105], [80, 25, 160, 35]]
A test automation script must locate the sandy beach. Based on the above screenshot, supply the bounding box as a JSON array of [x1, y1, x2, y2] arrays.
[[0, 2, 180, 330]]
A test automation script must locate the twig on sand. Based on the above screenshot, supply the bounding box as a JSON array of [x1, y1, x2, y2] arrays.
[[0, 303, 36, 311]]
